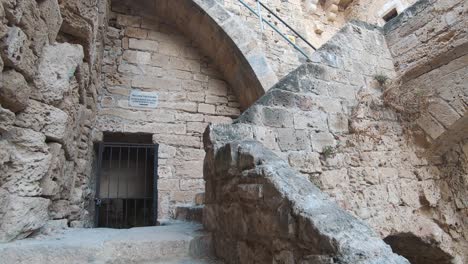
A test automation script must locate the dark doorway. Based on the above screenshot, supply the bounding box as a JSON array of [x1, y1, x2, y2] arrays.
[[95, 133, 159, 228]]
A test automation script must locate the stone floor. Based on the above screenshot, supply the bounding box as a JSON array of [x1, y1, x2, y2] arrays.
[[0, 221, 220, 264]]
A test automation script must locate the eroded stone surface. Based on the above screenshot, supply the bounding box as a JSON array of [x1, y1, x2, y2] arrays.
[[34, 43, 84, 105]]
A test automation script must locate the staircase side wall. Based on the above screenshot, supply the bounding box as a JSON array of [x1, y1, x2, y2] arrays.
[[204, 20, 468, 263], [203, 134, 409, 263]]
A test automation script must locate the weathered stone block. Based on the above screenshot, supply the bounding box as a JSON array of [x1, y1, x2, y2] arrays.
[[262, 107, 294, 128], [34, 43, 84, 104], [198, 103, 216, 114], [158, 179, 180, 191], [40, 143, 65, 197], [0, 105, 15, 133], [15, 100, 70, 143], [180, 179, 205, 191], [427, 98, 461, 129], [0, 27, 37, 80], [0, 70, 31, 112], [122, 50, 151, 64], [175, 161, 204, 179], [288, 152, 322, 173], [320, 169, 348, 189], [310, 131, 336, 152], [128, 38, 159, 52], [293, 111, 328, 131], [38, 0, 63, 43], [0, 190, 50, 242], [416, 113, 446, 140], [328, 113, 349, 133], [277, 129, 310, 151], [0, 128, 51, 197]]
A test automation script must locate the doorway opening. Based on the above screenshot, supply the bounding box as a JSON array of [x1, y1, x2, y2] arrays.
[[95, 132, 159, 228]]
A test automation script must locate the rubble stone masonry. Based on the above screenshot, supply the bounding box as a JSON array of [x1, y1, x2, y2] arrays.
[[0, 0, 109, 241]]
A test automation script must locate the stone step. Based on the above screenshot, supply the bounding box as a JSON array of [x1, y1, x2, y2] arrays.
[[0, 222, 217, 264], [175, 205, 204, 223]]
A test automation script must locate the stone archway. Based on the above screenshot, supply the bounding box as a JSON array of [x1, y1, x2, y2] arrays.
[[112, 0, 278, 110]]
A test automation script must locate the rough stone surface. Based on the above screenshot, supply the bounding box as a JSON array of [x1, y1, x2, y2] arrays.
[[33, 43, 84, 105], [0, 70, 31, 112], [38, 0, 63, 43], [0, 26, 37, 80], [0, 190, 50, 242], [204, 20, 468, 263], [203, 137, 408, 263], [0, 222, 218, 263], [0, 0, 109, 242]]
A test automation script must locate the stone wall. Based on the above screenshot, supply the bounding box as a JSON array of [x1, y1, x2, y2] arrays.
[[382, 0, 467, 153], [0, 0, 108, 241], [344, 0, 418, 26], [203, 20, 468, 262], [97, 0, 242, 219], [384, 0, 467, 81], [220, 0, 417, 80], [203, 134, 408, 263]]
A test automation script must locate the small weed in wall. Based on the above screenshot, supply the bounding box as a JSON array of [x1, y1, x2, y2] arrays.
[[322, 146, 335, 159], [374, 74, 389, 86]]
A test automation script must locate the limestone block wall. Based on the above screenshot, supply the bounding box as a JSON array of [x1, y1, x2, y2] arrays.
[[204, 20, 467, 263], [97, 2, 242, 219], [384, 0, 467, 81], [344, 0, 418, 26], [0, 0, 108, 241], [382, 0, 468, 154], [220, 0, 417, 80], [112, 0, 278, 110], [203, 135, 409, 263], [221, 0, 346, 79]]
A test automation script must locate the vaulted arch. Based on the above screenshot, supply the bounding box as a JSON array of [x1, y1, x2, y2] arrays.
[[158, 0, 278, 110], [117, 0, 278, 110]]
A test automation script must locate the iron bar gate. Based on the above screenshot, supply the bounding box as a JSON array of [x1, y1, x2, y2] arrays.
[[95, 143, 159, 228]]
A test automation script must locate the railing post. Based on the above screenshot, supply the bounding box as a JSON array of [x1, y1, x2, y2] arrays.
[[256, 0, 264, 31]]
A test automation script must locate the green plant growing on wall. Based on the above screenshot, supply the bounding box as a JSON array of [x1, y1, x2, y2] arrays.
[[322, 145, 335, 159], [374, 73, 389, 86]]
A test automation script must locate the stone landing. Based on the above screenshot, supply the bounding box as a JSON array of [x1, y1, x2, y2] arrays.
[[0, 222, 219, 264]]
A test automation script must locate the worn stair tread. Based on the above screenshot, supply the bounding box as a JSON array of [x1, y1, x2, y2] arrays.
[[0, 222, 215, 264]]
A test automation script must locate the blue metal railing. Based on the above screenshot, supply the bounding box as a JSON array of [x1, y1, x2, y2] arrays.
[[238, 0, 316, 61]]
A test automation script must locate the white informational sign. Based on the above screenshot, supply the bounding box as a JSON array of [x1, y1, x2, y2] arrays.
[[129, 90, 159, 108]]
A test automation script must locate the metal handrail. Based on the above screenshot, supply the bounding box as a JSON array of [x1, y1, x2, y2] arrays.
[[238, 0, 316, 61]]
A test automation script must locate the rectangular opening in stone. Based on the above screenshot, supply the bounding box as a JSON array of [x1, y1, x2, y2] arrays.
[[383, 8, 398, 22], [95, 133, 158, 228]]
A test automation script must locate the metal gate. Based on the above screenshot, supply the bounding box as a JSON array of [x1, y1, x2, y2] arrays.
[[95, 143, 159, 228]]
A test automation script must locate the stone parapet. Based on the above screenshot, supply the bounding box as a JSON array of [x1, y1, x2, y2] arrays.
[[203, 127, 409, 263]]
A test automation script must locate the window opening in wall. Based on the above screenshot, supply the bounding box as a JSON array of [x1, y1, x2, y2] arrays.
[[94, 132, 159, 228], [382, 8, 399, 22]]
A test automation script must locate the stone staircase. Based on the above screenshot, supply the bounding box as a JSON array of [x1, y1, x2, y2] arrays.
[[0, 193, 221, 264]]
